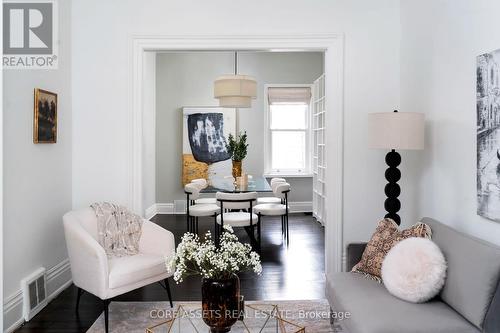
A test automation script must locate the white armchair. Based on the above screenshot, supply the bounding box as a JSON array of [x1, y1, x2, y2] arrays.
[[63, 207, 175, 333]]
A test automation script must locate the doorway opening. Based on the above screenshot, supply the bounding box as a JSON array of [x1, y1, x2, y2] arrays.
[[130, 35, 344, 299]]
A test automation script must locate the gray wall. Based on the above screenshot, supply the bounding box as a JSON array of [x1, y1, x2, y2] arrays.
[[155, 52, 323, 204], [3, 0, 72, 328]]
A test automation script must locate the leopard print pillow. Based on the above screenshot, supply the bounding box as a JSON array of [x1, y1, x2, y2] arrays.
[[351, 218, 432, 281]]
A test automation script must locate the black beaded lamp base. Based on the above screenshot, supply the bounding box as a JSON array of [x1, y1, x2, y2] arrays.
[[384, 150, 401, 225]]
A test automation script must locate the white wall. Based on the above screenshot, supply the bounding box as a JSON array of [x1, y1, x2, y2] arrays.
[[72, 0, 402, 251], [400, 0, 500, 245], [3, 0, 73, 329], [142, 52, 157, 212], [155, 51, 323, 205]]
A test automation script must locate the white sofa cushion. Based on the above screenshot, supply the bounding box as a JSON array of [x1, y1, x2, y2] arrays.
[[108, 253, 167, 289]]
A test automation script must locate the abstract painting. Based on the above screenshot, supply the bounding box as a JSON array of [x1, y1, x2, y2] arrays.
[[33, 88, 57, 143], [182, 107, 236, 185], [477, 48, 500, 221]]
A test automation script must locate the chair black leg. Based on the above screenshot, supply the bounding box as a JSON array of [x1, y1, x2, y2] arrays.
[[75, 287, 84, 312], [103, 299, 111, 333], [286, 214, 290, 246], [281, 216, 284, 235], [257, 214, 262, 255], [214, 214, 219, 246], [195, 217, 199, 234], [165, 278, 173, 308]]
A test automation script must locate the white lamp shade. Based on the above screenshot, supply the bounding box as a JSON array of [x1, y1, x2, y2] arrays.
[[214, 74, 257, 108], [368, 112, 425, 150]]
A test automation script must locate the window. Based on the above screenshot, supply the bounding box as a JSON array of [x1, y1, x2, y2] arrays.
[[264, 86, 312, 176]]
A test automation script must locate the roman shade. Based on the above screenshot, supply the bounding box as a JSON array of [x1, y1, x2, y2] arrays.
[[267, 87, 312, 104]]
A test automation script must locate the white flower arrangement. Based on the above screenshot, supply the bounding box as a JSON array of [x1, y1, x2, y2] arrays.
[[167, 225, 262, 283]]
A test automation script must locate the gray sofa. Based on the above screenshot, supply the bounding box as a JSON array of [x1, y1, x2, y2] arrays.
[[329, 218, 500, 333]]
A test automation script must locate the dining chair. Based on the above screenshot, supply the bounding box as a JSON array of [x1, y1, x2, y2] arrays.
[[215, 191, 260, 252], [184, 183, 219, 234], [254, 182, 291, 245], [257, 177, 287, 204], [63, 207, 175, 333], [190, 178, 218, 205]]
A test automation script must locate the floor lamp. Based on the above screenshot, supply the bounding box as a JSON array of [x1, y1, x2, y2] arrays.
[[368, 110, 424, 225]]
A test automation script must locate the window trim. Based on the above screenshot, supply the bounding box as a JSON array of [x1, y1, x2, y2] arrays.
[[263, 83, 313, 177]]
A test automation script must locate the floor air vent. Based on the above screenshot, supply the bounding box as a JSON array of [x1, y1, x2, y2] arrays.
[[21, 267, 48, 321]]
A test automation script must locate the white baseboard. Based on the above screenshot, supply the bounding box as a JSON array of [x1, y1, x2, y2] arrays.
[[145, 203, 179, 219], [3, 259, 72, 333], [146, 201, 312, 218], [288, 201, 312, 213]]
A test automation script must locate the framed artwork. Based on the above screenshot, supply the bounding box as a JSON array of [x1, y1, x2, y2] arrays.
[[33, 88, 57, 143], [477, 48, 500, 221], [182, 107, 236, 185]]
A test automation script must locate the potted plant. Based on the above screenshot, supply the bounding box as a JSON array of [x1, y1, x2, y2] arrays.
[[168, 226, 262, 333], [226, 131, 248, 179]]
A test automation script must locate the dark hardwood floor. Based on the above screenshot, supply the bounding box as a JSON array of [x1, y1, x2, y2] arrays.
[[15, 213, 325, 333]]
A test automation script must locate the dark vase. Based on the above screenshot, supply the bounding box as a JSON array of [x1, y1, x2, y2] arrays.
[[202, 274, 240, 333]]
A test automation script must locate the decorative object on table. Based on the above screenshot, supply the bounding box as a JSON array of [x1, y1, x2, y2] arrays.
[[182, 107, 236, 185], [351, 218, 431, 281], [226, 131, 248, 179], [368, 110, 425, 225], [33, 88, 57, 143], [168, 226, 262, 333], [214, 52, 257, 108], [236, 173, 249, 187], [477, 48, 500, 222], [381, 237, 447, 303]]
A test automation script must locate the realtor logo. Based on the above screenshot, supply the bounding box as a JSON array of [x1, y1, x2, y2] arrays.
[[3, 0, 58, 69]]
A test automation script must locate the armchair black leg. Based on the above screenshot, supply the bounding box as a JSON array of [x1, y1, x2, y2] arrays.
[[103, 299, 111, 333], [159, 278, 174, 308], [165, 278, 173, 308], [75, 287, 84, 312]]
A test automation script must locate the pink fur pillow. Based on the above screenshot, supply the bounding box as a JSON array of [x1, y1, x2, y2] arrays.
[[381, 237, 447, 303]]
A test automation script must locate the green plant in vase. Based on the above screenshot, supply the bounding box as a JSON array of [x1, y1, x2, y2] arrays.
[[226, 131, 248, 179]]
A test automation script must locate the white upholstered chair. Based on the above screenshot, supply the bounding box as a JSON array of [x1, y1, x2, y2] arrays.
[[257, 177, 287, 204], [215, 191, 260, 252], [190, 178, 218, 205], [254, 182, 291, 245], [185, 183, 219, 234], [63, 207, 175, 333]]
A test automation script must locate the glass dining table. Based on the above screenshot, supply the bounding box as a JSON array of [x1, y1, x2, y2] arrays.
[[200, 176, 272, 193]]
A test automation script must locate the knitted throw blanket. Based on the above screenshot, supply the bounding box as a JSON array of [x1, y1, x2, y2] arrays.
[[91, 202, 143, 257]]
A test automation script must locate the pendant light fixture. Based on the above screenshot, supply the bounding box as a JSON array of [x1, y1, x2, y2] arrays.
[[214, 52, 257, 108]]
